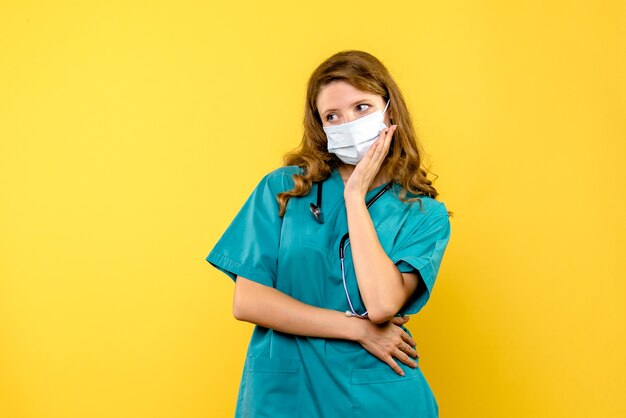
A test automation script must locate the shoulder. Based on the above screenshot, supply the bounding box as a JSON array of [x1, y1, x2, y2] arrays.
[[394, 186, 449, 219], [419, 198, 449, 219], [259, 165, 303, 193], [392, 190, 450, 236], [265, 165, 303, 179]]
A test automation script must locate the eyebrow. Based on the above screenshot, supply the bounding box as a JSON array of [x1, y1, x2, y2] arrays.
[[320, 99, 372, 117]]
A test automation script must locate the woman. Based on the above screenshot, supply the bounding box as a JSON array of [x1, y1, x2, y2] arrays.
[[206, 50, 452, 418]]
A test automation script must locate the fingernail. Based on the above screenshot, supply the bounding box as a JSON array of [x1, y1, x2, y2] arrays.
[[400, 371, 405, 376]]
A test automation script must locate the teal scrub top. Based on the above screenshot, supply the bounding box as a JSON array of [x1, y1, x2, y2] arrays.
[[206, 165, 451, 418]]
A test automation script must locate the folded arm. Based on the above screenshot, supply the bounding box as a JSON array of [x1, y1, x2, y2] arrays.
[[233, 275, 361, 340], [232, 275, 419, 375]]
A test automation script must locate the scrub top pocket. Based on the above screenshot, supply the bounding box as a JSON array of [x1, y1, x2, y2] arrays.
[[350, 365, 438, 418], [240, 356, 303, 418]]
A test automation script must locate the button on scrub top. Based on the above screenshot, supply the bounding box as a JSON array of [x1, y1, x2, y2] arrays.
[[206, 165, 451, 418]]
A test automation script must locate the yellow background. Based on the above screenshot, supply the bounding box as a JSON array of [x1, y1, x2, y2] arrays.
[[1, 1, 624, 417]]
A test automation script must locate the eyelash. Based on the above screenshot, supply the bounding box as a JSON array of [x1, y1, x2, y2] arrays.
[[326, 104, 370, 122]]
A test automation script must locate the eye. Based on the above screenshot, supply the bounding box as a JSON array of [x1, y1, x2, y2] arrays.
[[326, 113, 337, 122], [356, 103, 370, 112]]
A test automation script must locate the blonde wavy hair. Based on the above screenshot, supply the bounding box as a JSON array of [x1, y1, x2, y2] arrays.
[[277, 50, 453, 217]]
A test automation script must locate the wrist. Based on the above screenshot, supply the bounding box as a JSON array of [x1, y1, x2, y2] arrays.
[[344, 190, 366, 205], [347, 316, 367, 343]]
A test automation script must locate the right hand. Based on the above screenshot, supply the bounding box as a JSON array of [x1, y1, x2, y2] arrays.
[[354, 315, 420, 376]]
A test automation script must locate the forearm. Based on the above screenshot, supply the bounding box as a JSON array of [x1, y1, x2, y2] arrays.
[[233, 275, 364, 341], [344, 193, 406, 323]]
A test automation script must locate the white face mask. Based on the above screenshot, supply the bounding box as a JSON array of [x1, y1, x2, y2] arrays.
[[323, 100, 390, 165]]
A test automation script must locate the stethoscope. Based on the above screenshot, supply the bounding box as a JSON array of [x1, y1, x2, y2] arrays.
[[310, 178, 394, 318]]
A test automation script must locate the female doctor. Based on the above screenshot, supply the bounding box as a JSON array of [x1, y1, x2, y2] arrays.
[[206, 50, 452, 418]]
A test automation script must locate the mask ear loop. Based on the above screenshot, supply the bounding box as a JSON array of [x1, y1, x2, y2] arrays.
[[383, 99, 392, 126]]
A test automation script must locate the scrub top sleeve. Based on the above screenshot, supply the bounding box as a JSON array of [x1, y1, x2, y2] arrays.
[[205, 169, 292, 288], [391, 204, 451, 315]]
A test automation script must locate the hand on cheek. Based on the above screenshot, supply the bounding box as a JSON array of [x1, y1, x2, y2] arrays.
[[344, 125, 397, 200]]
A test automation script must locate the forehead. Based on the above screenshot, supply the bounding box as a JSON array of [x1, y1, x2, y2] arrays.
[[316, 80, 380, 113]]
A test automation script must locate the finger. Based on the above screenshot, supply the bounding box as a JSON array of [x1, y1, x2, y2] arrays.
[[378, 124, 392, 142], [371, 130, 388, 161], [390, 316, 409, 326], [401, 340, 419, 359], [356, 146, 384, 186], [357, 125, 393, 181], [384, 125, 398, 151], [403, 344, 419, 359], [391, 317, 410, 328], [376, 126, 389, 142], [373, 125, 395, 165], [366, 125, 394, 165], [368, 127, 388, 153], [362, 133, 385, 164], [400, 332, 416, 348], [395, 348, 419, 368], [379, 125, 395, 157], [384, 356, 405, 376], [356, 138, 381, 171]]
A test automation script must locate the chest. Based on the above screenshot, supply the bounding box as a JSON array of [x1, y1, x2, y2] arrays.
[[279, 181, 407, 265]]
